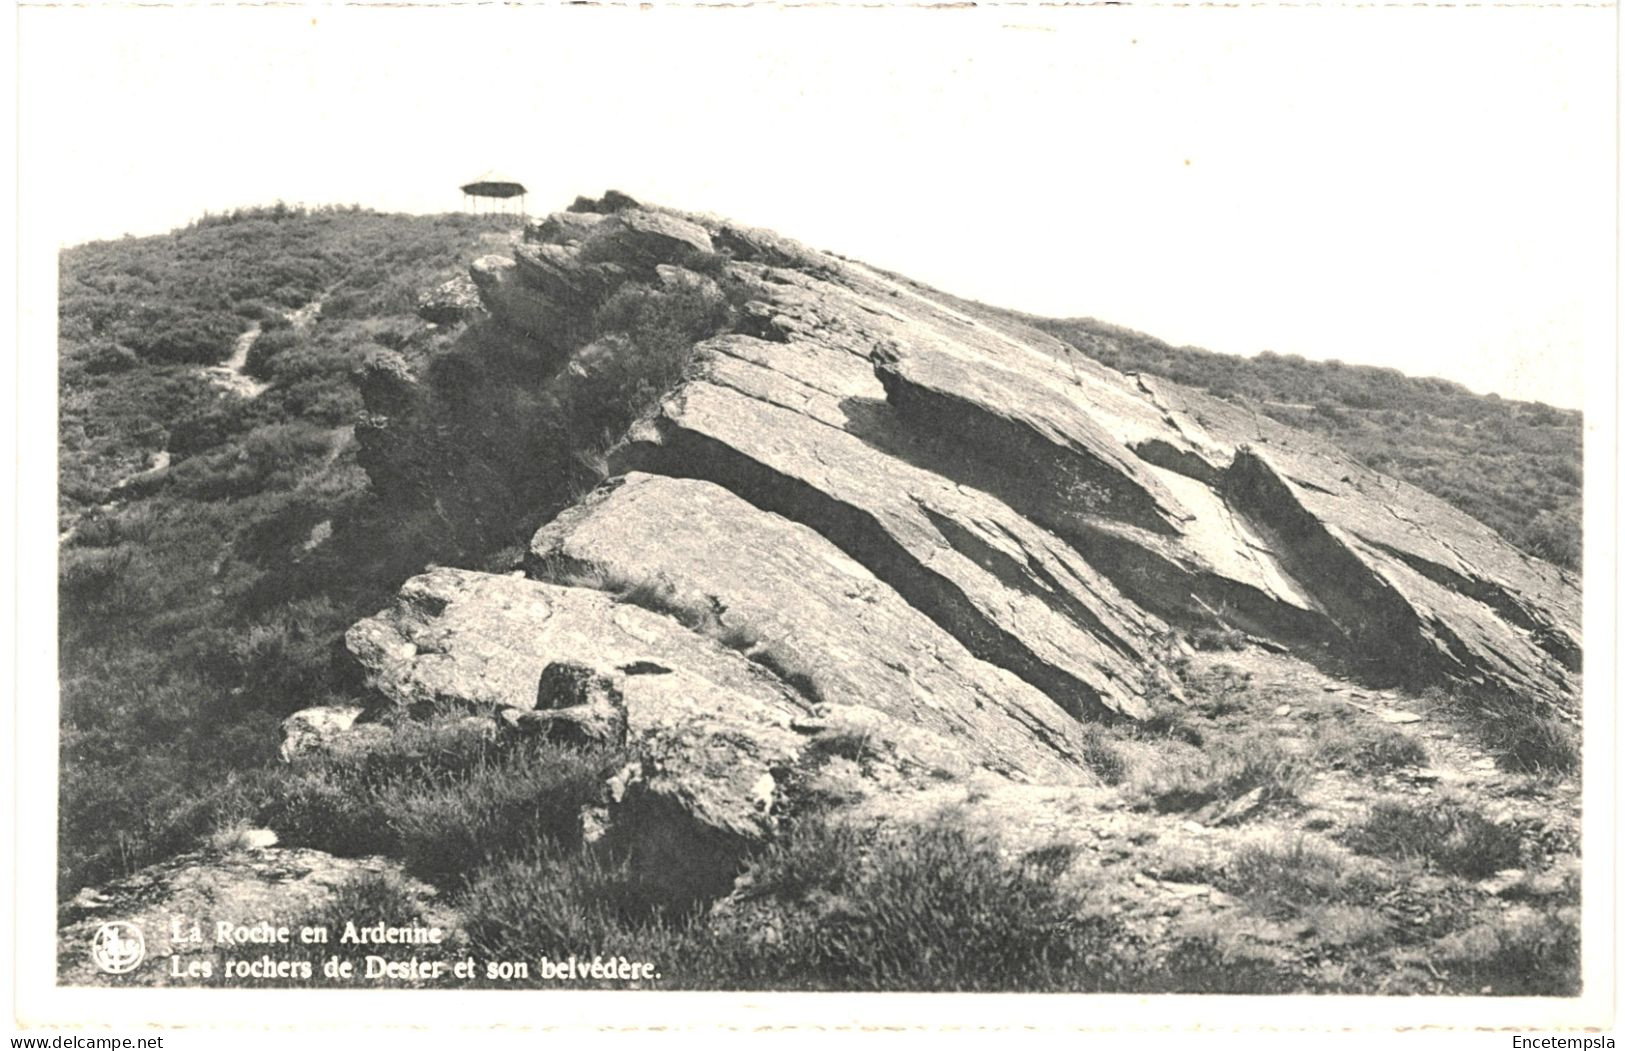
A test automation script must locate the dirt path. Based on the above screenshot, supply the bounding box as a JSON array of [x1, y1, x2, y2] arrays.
[[64, 308, 298, 544], [58, 449, 174, 544], [114, 449, 171, 490], [202, 324, 270, 398]]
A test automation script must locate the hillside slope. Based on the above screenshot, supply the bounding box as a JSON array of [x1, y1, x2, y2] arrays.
[[57, 196, 1581, 995], [57, 207, 523, 895]]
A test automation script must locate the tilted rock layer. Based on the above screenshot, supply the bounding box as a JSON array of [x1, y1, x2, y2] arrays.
[[342, 193, 1579, 900]]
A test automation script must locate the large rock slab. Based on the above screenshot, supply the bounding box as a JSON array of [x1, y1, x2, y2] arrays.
[[346, 567, 996, 901], [279, 705, 368, 762], [578, 210, 713, 274], [468, 254, 573, 349], [530, 471, 1099, 782], [872, 344, 1187, 537], [511, 242, 626, 311], [654, 231, 1579, 715], [525, 210, 605, 246], [346, 567, 807, 720], [459, 196, 1576, 722], [619, 346, 1171, 721], [865, 326, 1577, 711]]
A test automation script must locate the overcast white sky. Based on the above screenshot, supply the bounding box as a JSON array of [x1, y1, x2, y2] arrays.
[[17, 4, 1614, 408]]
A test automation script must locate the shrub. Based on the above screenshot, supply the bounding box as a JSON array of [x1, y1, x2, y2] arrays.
[[1433, 909, 1580, 996], [168, 401, 262, 457], [458, 814, 1140, 992], [720, 818, 1132, 991], [131, 313, 240, 364], [1428, 689, 1579, 776], [1524, 510, 1581, 570], [226, 597, 345, 707], [459, 841, 696, 978], [59, 546, 133, 604], [1124, 703, 1207, 747], [1218, 835, 1391, 909], [245, 327, 301, 379], [1132, 731, 1305, 813], [84, 342, 140, 375], [1183, 663, 1255, 717], [1145, 918, 1299, 994], [56, 731, 282, 894], [1339, 796, 1524, 878], [1076, 725, 1128, 785], [1311, 718, 1429, 774], [261, 725, 620, 888], [384, 744, 611, 887], [1488, 708, 1580, 776], [1188, 627, 1247, 652]]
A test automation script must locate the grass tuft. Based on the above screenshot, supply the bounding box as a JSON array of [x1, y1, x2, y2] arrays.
[[1218, 835, 1390, 909], [458, 815, 1136, 992], [1311, 717, 1429, 774], [1131, 731, 1305, 813], [1426, 688, 1579, 777], [1433, 909, 1581, 996], [261, 717, 620, 887], [1339, 796, 1525, 879]]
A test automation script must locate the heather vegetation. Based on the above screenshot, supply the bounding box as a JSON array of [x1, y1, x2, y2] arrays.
[[1033, 316, 1583, 570], [58, 206, 748, 896], [58, 206, 518, 893]]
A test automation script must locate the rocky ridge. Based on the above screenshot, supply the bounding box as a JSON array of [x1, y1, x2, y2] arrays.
[[335, 194, 1577, 904], [61, 194, 1582, 985]]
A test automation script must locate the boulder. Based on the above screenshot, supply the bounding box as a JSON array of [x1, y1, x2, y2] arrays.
[[347, 567, 808, 718], [654, 263, 721, 298], [468, 254, 574, 349], [568, 189, 641, 214], [414, 274, 481, 325], [495, 660, 629, 747], [511, 242, 625, 310], [578, 211, 714, 274], [278, 705, 366, 762], [707, 220, 835, 275], [526, 210, 605, 246]]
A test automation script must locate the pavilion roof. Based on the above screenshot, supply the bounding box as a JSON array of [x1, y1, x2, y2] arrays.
[[460, 170, 526, 198]]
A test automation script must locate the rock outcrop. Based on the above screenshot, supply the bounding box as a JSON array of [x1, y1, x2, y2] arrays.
[[340, 191, 1579, 907], [529, 471, 1100, 782], [415, 273, 482, 326], [278, 705, 368, 761], [344, 565, 993, 900]]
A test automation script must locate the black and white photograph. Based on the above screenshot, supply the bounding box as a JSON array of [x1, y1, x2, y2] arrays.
[[8, 0, 1618, 1038]]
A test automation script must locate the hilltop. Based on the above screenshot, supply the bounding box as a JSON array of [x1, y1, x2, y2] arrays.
[[57, 197, 1581, 994]]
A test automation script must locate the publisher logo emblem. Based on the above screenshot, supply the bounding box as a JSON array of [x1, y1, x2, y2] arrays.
[[91, 922, 145, 974]]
